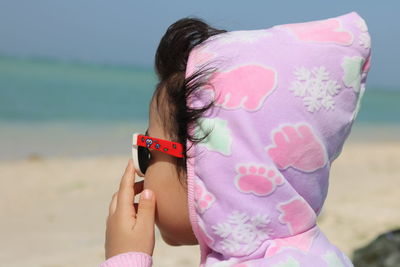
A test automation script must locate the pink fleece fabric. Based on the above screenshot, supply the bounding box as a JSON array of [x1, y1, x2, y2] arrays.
[[100, 252, 152, 267], [185, 11, 371, 267]]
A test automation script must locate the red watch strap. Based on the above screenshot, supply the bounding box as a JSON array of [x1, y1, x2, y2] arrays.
[[137, 134, 184, 158]]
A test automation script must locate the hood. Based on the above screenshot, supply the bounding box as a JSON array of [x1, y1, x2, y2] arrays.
[[185, 11, 371, 266]]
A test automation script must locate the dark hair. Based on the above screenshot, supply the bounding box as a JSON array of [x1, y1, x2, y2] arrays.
[[153, 17, 226, 189]]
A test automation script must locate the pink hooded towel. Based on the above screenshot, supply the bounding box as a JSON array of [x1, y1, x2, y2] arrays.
[[185, 11, 371, 266]]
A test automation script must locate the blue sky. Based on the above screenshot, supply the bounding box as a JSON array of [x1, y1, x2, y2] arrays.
[[0, 0, 399, 89]]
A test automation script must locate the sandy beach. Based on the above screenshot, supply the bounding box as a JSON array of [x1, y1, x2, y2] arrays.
[[0, 138, 399, 267]]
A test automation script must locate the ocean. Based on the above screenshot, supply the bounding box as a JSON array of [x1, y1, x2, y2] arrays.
[[0, 56, 399, 160]]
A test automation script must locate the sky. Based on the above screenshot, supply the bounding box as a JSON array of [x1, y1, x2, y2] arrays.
[[0, 0, 399, 89]]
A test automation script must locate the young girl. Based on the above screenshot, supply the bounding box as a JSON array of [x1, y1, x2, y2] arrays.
[[101, 11, 372, 266]]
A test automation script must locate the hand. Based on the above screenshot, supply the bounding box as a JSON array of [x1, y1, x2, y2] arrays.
[[105, 159, 156, 259]]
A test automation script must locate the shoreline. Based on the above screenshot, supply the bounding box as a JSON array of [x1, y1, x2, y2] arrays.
[[1, 121, 398, 161]]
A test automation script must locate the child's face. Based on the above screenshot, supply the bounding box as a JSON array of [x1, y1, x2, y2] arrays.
[[142, 95, 198, 246]]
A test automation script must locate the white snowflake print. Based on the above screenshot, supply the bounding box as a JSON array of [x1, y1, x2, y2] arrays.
[[322, 250, 345, 267], [359, 33, 371, 49], [211, 210, 273, 255], [289, 66, 341, 112], [356, 18, 368, 32], [215, 30, 272, 45]]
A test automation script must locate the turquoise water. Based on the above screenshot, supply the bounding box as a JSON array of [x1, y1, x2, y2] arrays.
[[0, 55, 157, 122], [0, 56, 399, 160], [1, 55, 400, 124]]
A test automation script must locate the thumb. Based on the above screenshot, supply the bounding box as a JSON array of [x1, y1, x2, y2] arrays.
[[136, 189, 156, 231]]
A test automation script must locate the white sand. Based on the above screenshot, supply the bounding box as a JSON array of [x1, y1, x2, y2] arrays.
[[0, 141, 399, 266]]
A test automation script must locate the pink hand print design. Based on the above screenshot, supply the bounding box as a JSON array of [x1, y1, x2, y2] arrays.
[[266, 123, 328, 172], [264, 226, 319, 258], [277, 197, 317, 235], [234, 164, 285, 196], [279, 18, 353, 45], [194, 178, 216, 214], [204, 64, 277, 111]]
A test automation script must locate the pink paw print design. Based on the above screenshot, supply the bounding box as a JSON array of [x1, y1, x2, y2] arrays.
[[194, 179, 216, 214], [266, 123, 328, 172], [279, 18, 353, 45], [204, 64, 277, 111], [264, 226, 319, 258], [234, 164, 285, 196], [277, 197, 317, 235]]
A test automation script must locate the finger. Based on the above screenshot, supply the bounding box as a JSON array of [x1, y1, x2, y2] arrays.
[[282, 126, 300, 141], [135, 189, 156, 231], [116, 159, 136, 216], [297, 124, 312, 139], [109, 191, 118, 216], [274, 131, 287, 146]]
